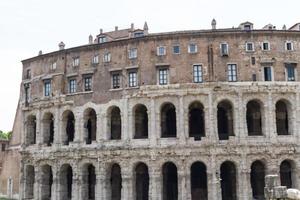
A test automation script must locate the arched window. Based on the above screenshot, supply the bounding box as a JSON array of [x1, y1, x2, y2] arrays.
[[280, 160, 294, 188], [135, 163, 149, 200], [42, 112, 54, 146], [82, 164, 96, 200], [276, 100, 289, 135], [62, 111, 75, 145], [161, 103, 177, 138], [220, 161, 237, 200], [24, 165, 35, 199], [188, 102, 205, 140], [250, 161, 265, 199], [162, 162, 178, 200], [217, 100, 234, 140], [26, 115, 36, 145], [246, 100, 263, 136], [40, 165, 53, 200], [59, 164, 73, 200], [111, 164, 122, 200], [190, 162, 207, 200], [84, 108, 97, 144], [134, 105, 148, 139], [109, 107, 121, 140]]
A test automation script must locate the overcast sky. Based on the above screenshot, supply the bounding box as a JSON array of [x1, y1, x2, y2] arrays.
[[0, 0, 300, 131]]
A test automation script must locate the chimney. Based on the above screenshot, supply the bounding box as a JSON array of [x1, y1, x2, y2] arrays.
[[89, 34, 93, 44], [143, 21, 149, 34], [115, 26, 118, 31], [100, 29, 103, 34], [282, 24, 286, 30], [38, 50, 43, 56], [131, 23, 134, 31], [59, 41, 65, 50], [211, 18, 216, 30]]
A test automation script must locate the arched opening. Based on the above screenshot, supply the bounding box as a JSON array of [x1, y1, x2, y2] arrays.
[[40, 164, 53, 200], [280, 160, 293, 188], [59, 164, 73, 200], [217, 100, 234, 140], [276, 100, 289, 135], [26, 115, 36, 145], [111, 164, 122, 200], [162, 162, 178, 200], [135, 162, 149, 200], [84, 108, 97, 144], [190, 162, 207, 200], [134, 105, 148, 139], [161, 103, 177, 138], [246, 100, 263, 136], [62, 111, 75, 145], [42, 112, 54, 146], [82, 164, 96, 200], [188, 102, 205, 140], [109, 107, 121, 140], [24, 165, 35, 199], [250, 161, 265, 200], [220, 161, 237, 200]]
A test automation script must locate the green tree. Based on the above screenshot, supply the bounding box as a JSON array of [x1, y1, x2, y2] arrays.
[[0, 130, 12, 140]]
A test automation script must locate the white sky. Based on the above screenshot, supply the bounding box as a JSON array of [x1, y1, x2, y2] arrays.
[[0, 0, 300, 132]]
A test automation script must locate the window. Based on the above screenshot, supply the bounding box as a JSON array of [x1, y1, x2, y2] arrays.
[[252, 74, 257, 81], [84, 76, 92, 91], [128, 48, 137, 59], [246, 42, 254, 51], [227, 64, 237, 82], [173, 45, 180, 54], [44, 80, 51, 97], [98, 36, 107, 43], [92, 55, 99, 64], [193, 65, 203, 83], [24, 84, 30, 105], [220, 43, 229, 56], [51, 62, 57, 71], [285, 42, 293, 51], [263, 66, 272, 81], [1, 144, 5, 152], [128, 71, 137, 87], [134, 32, 144, 38], [251, 57, 256, 65], [112, 73, 121, 89], [103, 52, 111, 63], [286, 64, 296, 81], [188, 44, 197, 53], [25, 69, 31, 79], [244, 24, 251, 30], [157, 46, 166, 56], [72, 57, 79, 67], [158, 68, 168, 85], [262, 42, 270, 51], [69, 79, 77, 93]]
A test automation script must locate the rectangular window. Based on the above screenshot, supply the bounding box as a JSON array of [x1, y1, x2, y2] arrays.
[[221, 43, 229, 56], [51, 62, 57, 71], [173, 45, 180, 54], [92, 55, 99, 64], [84, 76, 92, 91], [157, 46, 166, 56], [251, 57, 256, 65], [134, 32, 144, 38], [1, 144, 5, 152], [286, 42, 293, 51], [24, 85, 29, 105], [188, 44, 197, 53], [264, 66, 272, 81], [98, 36, 107, 43], [286, 64, 296, 81], [44, 80, 51, 97], [227, 64, 237, 82], [112, 73, 121, 89], [128, 71, 137, 87], [252, 74, 257, 81], [262, 42, 270, 51], [72, 57, 80, 67], [25, 69, 31, 79], [69, 79, 77, 93], [158, 68, 168, 85], [193, 65, 203, 83], [246, 42, 254, 51], [128, 48, 137, 59], [103, 52, 111, 63]]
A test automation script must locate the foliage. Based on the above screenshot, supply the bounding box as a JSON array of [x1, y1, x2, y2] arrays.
[[0, 130, 12, 140]]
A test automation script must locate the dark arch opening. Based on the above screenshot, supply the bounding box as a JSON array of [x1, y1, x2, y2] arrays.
[[24, 165, 35, 199], [111, 164, 122, 200], [220, 161, 237, 200], [162, 162, 178, 200], [217, 101, 234, 140], [276, 101, 289, 135], [280, 160, 293, 188], [82, 164, 96, 200], [63, 111, 75, 145], [135, 163, 149, 200], [110, 107, 121, 140], [191, 162, 207, 200], [84, 108, 97, 144], [42, 113, 54, 146], [246, 100, 263, 136], [60, 164, 73, 200], [250, 161, 265, 200], [188, 102, 205, 140], [161, 103, 177, 138], [134, 105, 148, 139], [40, 165, 53, 200], [26, 115, 37, 145]]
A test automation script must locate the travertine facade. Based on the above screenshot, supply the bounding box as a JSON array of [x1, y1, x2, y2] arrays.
[[2, 21, 300, 200]]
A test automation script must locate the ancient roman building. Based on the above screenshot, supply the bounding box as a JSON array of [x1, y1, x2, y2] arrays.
[[12, 20, 300, 199]]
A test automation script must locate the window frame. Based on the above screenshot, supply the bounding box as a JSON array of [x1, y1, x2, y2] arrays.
[[103, 52, 111, 63], [72, 57, 80, 67], [220, 43, 229, 56], [83, 76, 93, 91], [227, 64, 237, 82], [111, 72, 121, 89], [172, 45, 180, 54], [193, 64, 203, 83], [68, 78, 77, 93], [285, 64, 296, 81], [285, 41, 294, 51], [246, 42, 255, 52], [157, 67, 169, 85], [98, 36, 107, 43], [92, 55, 99, 65], [263, 66, 273, 81], [261, 41, 270, 51], [188, 43, 198, 54], [128, 70, 138, 87], [157, 46, 166, 56], [44, 79, 51, 97], [128, 48, 138, 59]]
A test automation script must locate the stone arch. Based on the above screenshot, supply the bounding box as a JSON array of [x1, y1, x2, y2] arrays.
[[188, 101, 205, 140], [161, 103, 177, 138], [190, 161, 207, 200], [246, 100, 263, 136], [217, 100, 234, 140], [108, 106, 122, 140], [133, 104, 148, 139], [110, 163, 122, 200], [40, 164, 53, 200], [134, 162, 149, 200], [62, 110, 75, 145], [81, 163, 96, 200], [42, 112, 54, 146], [26, 115, 37, 145], [83, 108, 97, 144], [250, 160, 265, 200], [220, 161, 237, 200], [162, 162, 178, 200], [280, 159, 296, 188], [59, 164, 73, 200], [24, 165, 35, 199], [276, 100, 291, 135]]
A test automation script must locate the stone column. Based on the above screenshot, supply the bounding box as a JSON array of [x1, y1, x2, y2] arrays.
[[150, 98, 157, 147], [72, 166, 80, 200], [207, 92, 217, 142], [295, 92, 300, 141], [74, 110, 82, 144], [127, 107, 134, 140], [19, 162, 25, 199], [237, 92, 244, 140], [149, 167, 162, 200], [268, 92, 277, 143], [178, 167, 188, 200], [178, 96, 186, 144], [96, 112, 102, 143], [54, 106, 61, 145], [51, 166, 59, 200], [34, 167, 40, 200], [122, 99, 129, 142], [209, 155, 221, 200], [36, 109, 42, 145], [185, 169, 191, 200], [239, 169, 251, 200], [95, 165, 106, 200], [121, 168, 133, 200]]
